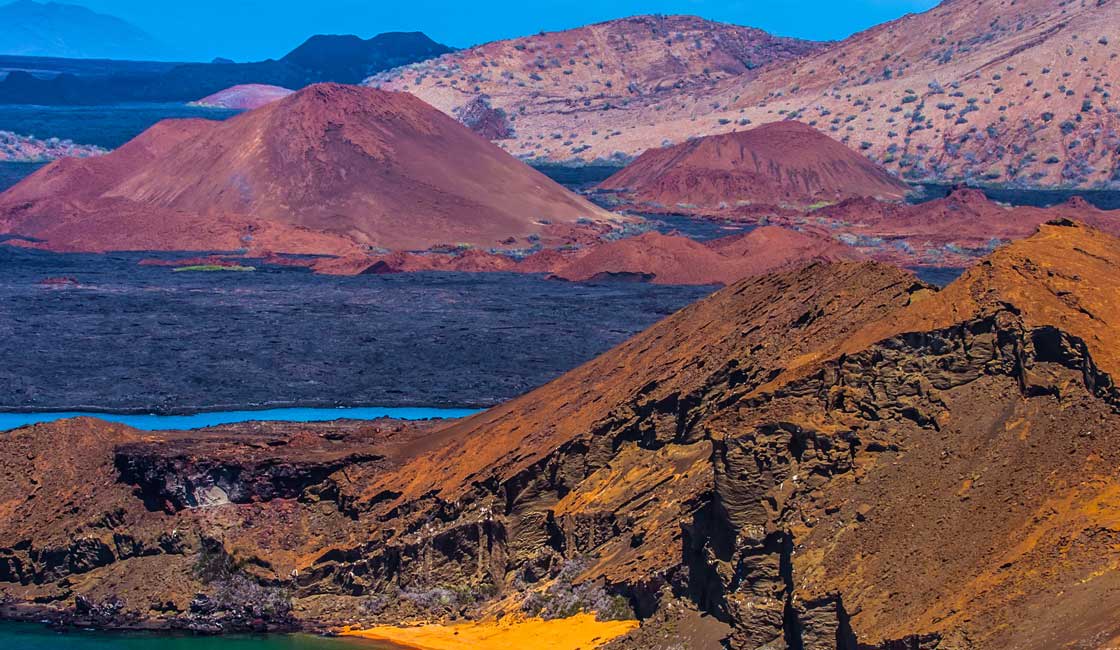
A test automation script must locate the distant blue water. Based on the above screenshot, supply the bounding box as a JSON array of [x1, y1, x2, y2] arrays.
[[0, 103, 240, 149], [650, 214, 757, 241], [909, 266, 965, 287], [0, 622, 400, 649], [0, 406, 482, 432], [0, 160, 44, 191]]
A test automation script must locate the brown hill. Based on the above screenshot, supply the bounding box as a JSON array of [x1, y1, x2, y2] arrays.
[[4, 223, 1120, 649], [551, 226, 857, 284], [598, 121, 910, 209], [0, 83, 615, 253], [368, 14, 823, 162]]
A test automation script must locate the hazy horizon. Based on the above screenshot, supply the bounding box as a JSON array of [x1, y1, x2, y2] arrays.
[[27, 0, 940, 62]]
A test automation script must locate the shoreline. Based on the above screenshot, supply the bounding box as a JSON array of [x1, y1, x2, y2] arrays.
[[0, 399, 495, 417]]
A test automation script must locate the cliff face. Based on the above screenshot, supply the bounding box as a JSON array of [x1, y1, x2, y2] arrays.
[[3, 222, 1120, 649]]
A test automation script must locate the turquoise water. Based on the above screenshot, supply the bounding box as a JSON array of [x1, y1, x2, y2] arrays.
[[0, 406, 482, 432], [0, 622, 399, 649]]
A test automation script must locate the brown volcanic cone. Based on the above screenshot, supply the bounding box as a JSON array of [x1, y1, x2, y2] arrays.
[[5, 224, 1120, 649], [0, 83, 613, 253], [551, 226, 857, 285], [598, 120, 910, 210]]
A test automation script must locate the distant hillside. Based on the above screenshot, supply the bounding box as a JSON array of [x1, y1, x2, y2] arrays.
[[0, 0, 169, 60], [0, 129, 104, 162], [281, 32, 451, 82], [189, 84, 293, 110], [393, 2, 1120, 189], [0, 31, 452, 105], [368, 14, 823, 162]]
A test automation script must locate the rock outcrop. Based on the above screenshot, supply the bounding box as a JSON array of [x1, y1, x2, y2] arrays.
[[453, 95, 514, 140], [3, 222, 1120, 649]]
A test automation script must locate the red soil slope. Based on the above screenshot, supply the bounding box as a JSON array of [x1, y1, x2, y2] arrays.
[[0, 83, 615, 253], [598, 121, 910, 210]]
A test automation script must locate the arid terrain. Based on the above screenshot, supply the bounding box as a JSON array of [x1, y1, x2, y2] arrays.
[[0, 130, 103, 162], [374, 2, 1120, 189], [2, 221, 1119, 650]]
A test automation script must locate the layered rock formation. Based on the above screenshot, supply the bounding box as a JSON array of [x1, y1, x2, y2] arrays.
[[3, 222, 1120, 649], [598, 121, 910, 210], [0, 83, 615, 253]]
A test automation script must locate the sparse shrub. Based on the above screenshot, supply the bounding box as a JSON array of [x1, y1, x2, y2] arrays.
[[521, 556, 633, 622]]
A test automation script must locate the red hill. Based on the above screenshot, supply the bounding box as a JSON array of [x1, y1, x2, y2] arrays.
[[598, 121, 909, 210], [0, 83, 614, 254]]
